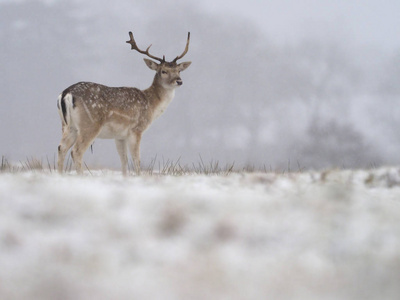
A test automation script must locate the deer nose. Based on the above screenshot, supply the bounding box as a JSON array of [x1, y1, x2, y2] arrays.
[[176, 79, 183, 86]]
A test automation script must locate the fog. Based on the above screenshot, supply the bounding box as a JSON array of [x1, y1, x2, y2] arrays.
[[1, 0, 400, 170]]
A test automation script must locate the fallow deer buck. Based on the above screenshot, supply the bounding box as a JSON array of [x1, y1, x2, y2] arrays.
[[57, 31, 191, 175]]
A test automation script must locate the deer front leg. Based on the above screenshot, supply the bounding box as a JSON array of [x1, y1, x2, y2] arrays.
[[115, 139, 128, 176], [128, 132, 142, 175]]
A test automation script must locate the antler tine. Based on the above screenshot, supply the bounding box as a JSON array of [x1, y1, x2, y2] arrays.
[[173, 32, 190, 62], [126, 31, 164, 63]]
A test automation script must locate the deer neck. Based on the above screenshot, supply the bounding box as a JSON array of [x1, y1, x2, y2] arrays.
[[144, 78, 176, 120]]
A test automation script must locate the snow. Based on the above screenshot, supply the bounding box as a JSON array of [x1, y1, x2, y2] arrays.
[[1, 168, 400, 300]]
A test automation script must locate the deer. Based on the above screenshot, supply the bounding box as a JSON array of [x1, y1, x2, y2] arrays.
[[57, 31, 191, 175]]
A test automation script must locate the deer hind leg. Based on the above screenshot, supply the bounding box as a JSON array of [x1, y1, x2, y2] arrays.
[[128, 132, 142, 175], [58, 125, 77, 173], [115, 139, 128, 176], [71, 128, 100, 174]]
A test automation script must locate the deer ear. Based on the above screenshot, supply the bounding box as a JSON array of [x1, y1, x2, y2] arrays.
[[177, 61, 191, 71], [144, 58, 159, 70]]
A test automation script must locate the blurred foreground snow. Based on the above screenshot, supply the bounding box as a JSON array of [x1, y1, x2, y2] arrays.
[[1, 168, 400, 300]]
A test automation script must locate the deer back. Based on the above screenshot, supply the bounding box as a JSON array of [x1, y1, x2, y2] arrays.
[[60, 82, 154, 137]]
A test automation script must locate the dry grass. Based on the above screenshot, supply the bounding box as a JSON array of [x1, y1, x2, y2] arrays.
[[1, 155, 381, 177], [0, 155, 244, 176]]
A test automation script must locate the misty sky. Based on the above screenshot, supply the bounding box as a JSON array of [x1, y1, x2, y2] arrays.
[[200, 0, 400, 52], [1, 0, 399, 51]]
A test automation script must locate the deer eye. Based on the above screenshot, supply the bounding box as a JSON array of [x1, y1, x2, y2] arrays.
[[161, 70, 168, 75]]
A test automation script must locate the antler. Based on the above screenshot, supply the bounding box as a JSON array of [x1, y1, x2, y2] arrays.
[[126, 31, 165, 63], [173, 32, 190, 62]]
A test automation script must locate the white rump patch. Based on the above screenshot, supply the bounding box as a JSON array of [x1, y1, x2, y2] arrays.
[[57, 94, 64, 123], [58, 93, 75, 126]]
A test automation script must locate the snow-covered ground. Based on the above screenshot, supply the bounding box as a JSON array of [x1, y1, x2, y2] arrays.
[[1, 168, 400, 300]]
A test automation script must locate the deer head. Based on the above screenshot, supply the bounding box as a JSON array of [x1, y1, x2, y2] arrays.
[[126, 31, 191, 89]]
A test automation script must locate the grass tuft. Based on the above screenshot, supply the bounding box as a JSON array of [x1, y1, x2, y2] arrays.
[[1, 156, 13, 172]]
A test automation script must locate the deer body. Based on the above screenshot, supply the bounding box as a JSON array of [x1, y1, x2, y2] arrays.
[[57, 32, 191, 175]]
